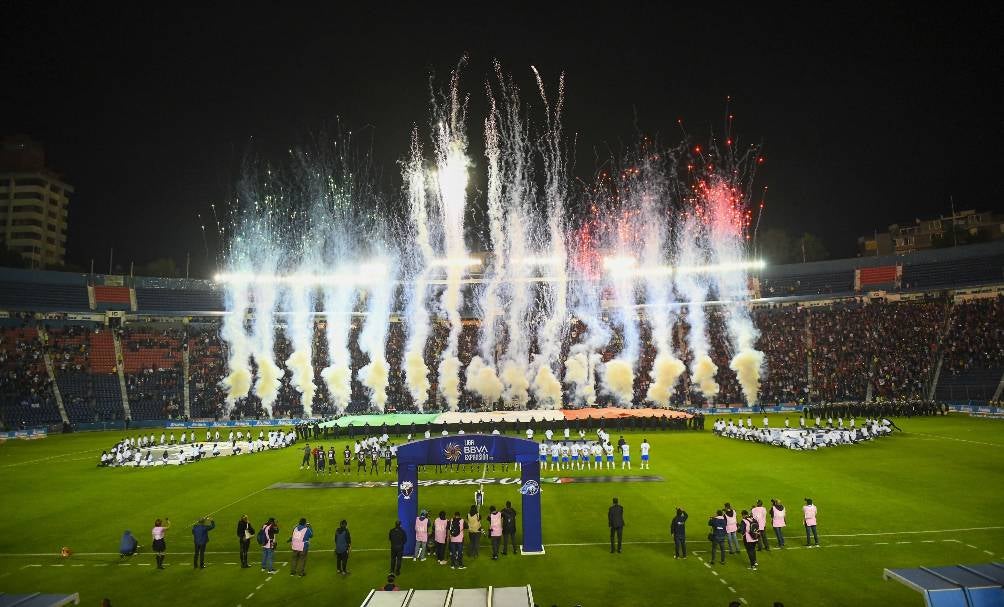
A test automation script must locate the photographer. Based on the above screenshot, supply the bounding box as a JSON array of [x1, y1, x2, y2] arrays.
[[191, 516, 215, 569]]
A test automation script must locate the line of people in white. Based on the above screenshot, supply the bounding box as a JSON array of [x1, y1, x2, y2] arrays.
[[99, 429, 296, 467], [712, 415, 897, 449], [536, 428, 652, 471]]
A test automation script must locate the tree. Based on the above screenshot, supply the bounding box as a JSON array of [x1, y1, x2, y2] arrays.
[[796, 233, 829, 263], [757, 228, 793, 264]]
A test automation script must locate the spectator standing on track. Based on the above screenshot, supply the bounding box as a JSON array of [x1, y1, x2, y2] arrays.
[[237, 515, 253, 568], [803, 498, 819, 546], [334, 520, 351, 575], [708, 510, 727, 565], [671, 508, 688, 558], [608, 497, 624, 554], [388, 520, 406, 576], [289, 518, 312, 577], [724, 504, 739, 555], [770, 499, 787, 548], [151, 518, 170, 569], [501, 501, 518, 555], [260, 517, 278, 573], [191, 517, 214, 569]]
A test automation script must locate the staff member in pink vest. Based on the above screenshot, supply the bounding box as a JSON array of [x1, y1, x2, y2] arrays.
[[803, 498, 819, 546], [288, 518, 313, 577], [414, 510, 431, 562], [770, 499, 787, 548], [433, 511, 449, 565], [723, 503, 739, 554], [448, 512, 466, 569], [751, 500, 770, 552], [488, 505, 503, 560]]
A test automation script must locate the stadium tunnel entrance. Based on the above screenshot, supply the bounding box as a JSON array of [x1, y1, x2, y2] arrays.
[[396, 434, 543, 555]]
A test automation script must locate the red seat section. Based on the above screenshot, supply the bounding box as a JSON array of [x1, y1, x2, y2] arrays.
[[859, 265, 899, 287], [89, 330, 118, 374], [94, 286, 131, 304]]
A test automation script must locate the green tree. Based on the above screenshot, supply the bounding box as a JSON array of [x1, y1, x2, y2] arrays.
[[796, 232, 829, 262]]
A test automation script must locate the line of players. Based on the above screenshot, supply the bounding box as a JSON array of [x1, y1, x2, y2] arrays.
[[537, 429, 652, 471], [300, 434, 400, 475]]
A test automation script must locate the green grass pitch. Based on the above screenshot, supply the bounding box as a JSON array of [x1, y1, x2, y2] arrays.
[[1, 414, 1002, 606]]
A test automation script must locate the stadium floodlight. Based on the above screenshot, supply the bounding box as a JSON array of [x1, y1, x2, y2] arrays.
[[428, 257, 482, 269], [213, 260, 392, 288]]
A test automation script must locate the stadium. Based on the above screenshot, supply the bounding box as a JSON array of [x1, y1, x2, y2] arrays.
[[2, 6, 1003, 607]]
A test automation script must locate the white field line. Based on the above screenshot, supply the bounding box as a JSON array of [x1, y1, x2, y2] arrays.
[[0, 449, 96, 468], [911, 433, 1003, 448]]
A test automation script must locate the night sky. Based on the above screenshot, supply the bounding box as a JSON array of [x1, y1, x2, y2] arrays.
[[2, 3, 1001, 276]]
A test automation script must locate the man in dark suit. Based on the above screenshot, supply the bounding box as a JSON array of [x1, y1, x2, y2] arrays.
[[671, 507, 688, 558], [388, 520, 407, 576], [608, 497, 624, 553]]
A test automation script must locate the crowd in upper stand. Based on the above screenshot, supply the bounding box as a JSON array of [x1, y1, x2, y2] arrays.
[[1, 295, 1002, 427]]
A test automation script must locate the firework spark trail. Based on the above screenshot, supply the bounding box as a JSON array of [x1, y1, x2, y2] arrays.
[[358, 256, 395, 412], [250, 269, 282, 417], [641, 211, 686, 407], [321, 282, 355, 412], [676, 214, 719, 400], [530, 67, 569, 410], [220, 279, 252, 412], [433, 62, 471, 411], [402, 130, 434, 412], [564, 278, 609, 407], [705, 179, 764, 404], [283, 280, 317, 417]]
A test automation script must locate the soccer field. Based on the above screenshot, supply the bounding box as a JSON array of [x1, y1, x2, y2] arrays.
[[1, 415, 1002, 606]]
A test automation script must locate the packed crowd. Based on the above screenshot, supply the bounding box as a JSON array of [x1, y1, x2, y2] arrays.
[[98, 428, 296, 467]]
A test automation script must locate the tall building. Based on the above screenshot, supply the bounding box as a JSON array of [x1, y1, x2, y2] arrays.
[[0, 136, 72, 268], [859, 209, 1004, 256]]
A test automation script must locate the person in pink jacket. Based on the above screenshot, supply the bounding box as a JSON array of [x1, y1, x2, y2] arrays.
[[723, 503, 739, 554], [751, 500, 770, 552], [488, 505, 503, 560], [770, 499, 787, 548], [803, 498, 819, 546], [433, 511, 449, 564], [414, 510, 431, 562]]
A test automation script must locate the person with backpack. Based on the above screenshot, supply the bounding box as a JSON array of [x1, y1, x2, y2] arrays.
[[237, 515, 254, 568], [259, 517, 278, 574], [739, 510, 760, 570], [448, 512, 466, 569], [334, 520, 351, 575], [388, 520, 406, 577], [501, 501, 518, 555], [288, 518, 312, 577]]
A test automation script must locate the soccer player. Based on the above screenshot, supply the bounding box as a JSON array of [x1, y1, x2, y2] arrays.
[[525, 427, 533, 440], [300, 443, 311, 469], [592, 442, 603, 470], [369, 447, 379, 475], [620, 441, 631, 470], [639, 439, 650, 470], [538, 441, 548, 467], [604, 441, 615, 469], [356, 449, 366, 474], [327, 446, 336, 475], [560, 443, 570, 470], [384, 445, 393, 473], [549, 442, 560, 471], [343, 445, 351, 474], [545, 428, 553, 441]]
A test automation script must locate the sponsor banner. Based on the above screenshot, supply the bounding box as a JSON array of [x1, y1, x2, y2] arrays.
[[269, 475, 664, 490], [0, 428, 48, 441], [165, 419, 303, 429]]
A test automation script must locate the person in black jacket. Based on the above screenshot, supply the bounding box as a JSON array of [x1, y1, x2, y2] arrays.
[[708, 510, 727, 565], [608, 497, 624, 553], [237, 515, 254, 568], [388, 520, 407, 576], [500, 501, 518, 555], [670, 508, 688, 558]]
